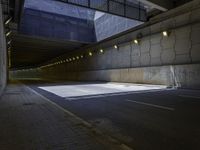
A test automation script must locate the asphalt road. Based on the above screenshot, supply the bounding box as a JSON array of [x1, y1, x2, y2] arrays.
[[22, 80, 200, 150]]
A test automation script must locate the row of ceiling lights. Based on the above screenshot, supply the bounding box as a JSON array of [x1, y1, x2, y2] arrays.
[[5, 17, 12, 37], [39, 30, 170, 69], [5, 17, 13, 68], [39, 49, 104, 69], [5, 17, 12, 48], [15, 30, 170, 71]]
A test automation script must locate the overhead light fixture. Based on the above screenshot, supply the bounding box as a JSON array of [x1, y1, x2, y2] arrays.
[[114, 45, 118, 49], [89, 52, 93, 56], [69, 58, 72, 61], [6, 31, 12, 37], [162, 31, 169, 37], [76, 56, 79, 60], [80, 55, 84, 58], [4, 17, 12, 25], [100, 49, 104, 53], [134, 39, 139, 44], [73, 57, 75, 60], [133, 33, 142, 45]]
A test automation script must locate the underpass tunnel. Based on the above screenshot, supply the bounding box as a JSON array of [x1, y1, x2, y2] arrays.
[[0, 0, 200, 150], [7, 0, 200, 90]]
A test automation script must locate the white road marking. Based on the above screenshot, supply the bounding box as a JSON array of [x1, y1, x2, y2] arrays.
[[125, 99, 175, 111], [24, 85, 91, 127], [77, 89, 91, 93], [179, 95, 200, 99], [38, 83, 167, 98], [66, 89, 174, 101], [21, 83, 134, 150]]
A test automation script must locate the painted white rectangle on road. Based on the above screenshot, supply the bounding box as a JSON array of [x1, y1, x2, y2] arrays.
[[38, 82, 167, 98]]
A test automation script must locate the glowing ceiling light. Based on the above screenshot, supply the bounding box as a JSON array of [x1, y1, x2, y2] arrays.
[[134, 39, 139, 44], [7, 40, 12, 45], [80, 55, 84, 58], [76, 56, 79, 59], [6, 31, 12, 37], [162, 31, 169, 37], [114, 45, 118, 49], [89, 52, 93, 56], [5, 17, 12, 25], [100, 49, 104, 53]]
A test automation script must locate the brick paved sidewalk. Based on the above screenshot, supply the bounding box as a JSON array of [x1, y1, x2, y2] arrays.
[[0, 82, 130, 150]]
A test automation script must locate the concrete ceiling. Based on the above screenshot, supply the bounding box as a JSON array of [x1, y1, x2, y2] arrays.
[[11, 34, 87, 69], [8, 0, 192, 70], [138, 0, 174, 11], [138, 0, 192, 11]]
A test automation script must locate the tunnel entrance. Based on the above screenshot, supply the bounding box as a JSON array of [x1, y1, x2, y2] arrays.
[[1, 0, 200, 150]]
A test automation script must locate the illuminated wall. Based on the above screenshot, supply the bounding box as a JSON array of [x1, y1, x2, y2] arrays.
[[20, 8, 96, 43], [19, 0, 96, 43]]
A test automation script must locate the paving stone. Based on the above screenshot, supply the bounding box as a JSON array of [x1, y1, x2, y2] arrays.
[[0, 83, 120, 150]]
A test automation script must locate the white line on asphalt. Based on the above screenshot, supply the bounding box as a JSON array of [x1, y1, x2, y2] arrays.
[[179, 95, 200, 99], [25, 85, 92, 127], [125, 99, 175, 111], [22, 83, 134, 150], [66, 89, 174, 101]]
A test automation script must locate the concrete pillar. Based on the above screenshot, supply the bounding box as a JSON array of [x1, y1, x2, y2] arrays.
[[0, 3, 7, 96]]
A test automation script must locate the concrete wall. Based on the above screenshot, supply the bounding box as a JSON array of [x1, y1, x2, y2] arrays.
[[0, 3, 7, 95], [11, 63, 200, 89], [24, 0, 95, 20], [11, 0, 200, 89], [20, 8, 96, 43], [10, 69, 41, 80], [95, 13, 142, 41], [41, 64, 200, 88]]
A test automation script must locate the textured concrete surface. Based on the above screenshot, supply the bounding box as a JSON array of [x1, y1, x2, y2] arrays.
[[21, 0, 141, 42], [10, 1, 200, 89], [24, 0, 95, 20], [24, 79, 200, 150], [20, 1, 96, 43], [95, 13, 142, 41], [0, 3, 7, 96], [0, 81, 132, 150], [11, 63, 200, 89]]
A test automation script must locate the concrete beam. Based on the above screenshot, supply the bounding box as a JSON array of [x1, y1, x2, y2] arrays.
[[14, 0, 24, 23], [138, 0, 174, 11], [14, 0, 20, 22]]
